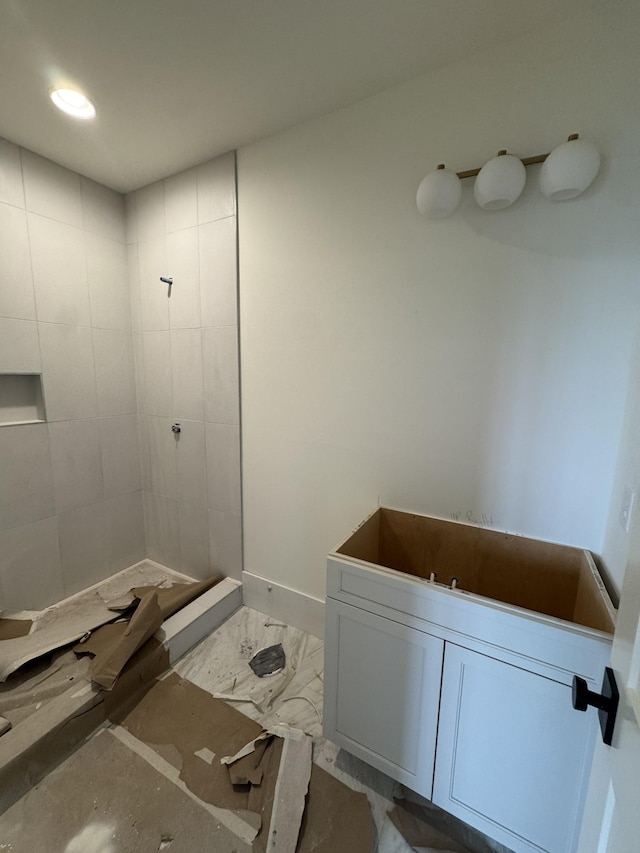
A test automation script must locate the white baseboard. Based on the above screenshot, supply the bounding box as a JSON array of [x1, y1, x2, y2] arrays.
[[241, 572, 325, 640]]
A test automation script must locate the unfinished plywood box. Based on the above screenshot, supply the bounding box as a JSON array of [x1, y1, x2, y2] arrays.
[[324, 507, 616, 853]]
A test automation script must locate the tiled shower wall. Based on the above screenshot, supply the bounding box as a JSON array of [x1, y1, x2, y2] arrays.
[[126, 152, 242, 581], [0, 138, 241, 609], [0, 137, 143, 609]]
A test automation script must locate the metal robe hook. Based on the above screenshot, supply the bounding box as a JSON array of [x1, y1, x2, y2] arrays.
[[160, 276, 173, 286]]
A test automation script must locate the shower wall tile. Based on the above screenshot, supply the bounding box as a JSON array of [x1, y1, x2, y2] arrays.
[[0, 204, 35, 320], [140, 330, 173, 416], [125, 191, 138, 244], [2, 140, 240, 603], [197, 152, 236, 223], [29, 214, 90, 326], [205, 422, 241, 515], [135, 180, 165, 241], [107, 491, 145, 573], [140, 414, 177, 498], [167, 226, 200, 329], [176, 419, 207, 506], [81, 177, 126, 243], [199, 216, 237, 327], [130, 150, 241, 581], [86, 234, 130, 330], [0, 318, 41, 373], [202, 326, 239, 425], [58, 501, 110, 595], [49, 419, 104, 513], [132, 332, 145, 402], [0, 424, 54, 532], [93, 328, 137, 416], [137, 412, 151, 490], [39, 323, 98, 421], [21, 149, 83, 228], [143, 491, 180, 569], [165, 168, 198, 233], [128, 244, 142, 332], [139, 236, 169, 331], [100, 415, 142, 499], [179, 500, 211, 579], [0, 138, 24, 208], [0, 137, 144, 609], [0, 516, 64, 609], [208, 509, 242, 580], [171, 328, 204, 421]]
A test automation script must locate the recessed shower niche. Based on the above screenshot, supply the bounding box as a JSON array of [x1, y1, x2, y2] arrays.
[[0, 374, 46, 426]]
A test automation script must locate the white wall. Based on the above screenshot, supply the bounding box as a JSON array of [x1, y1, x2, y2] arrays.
[[238, 2, 640, 600], [601, 318, 640, 597]]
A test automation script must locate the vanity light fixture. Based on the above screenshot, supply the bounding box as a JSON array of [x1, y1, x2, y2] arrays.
[[539, 134, 601, 201], [50, 88, 96, 120], [416, 164, 462, 220], [474, 150, 526, 211], [416, 134, 601, 219]]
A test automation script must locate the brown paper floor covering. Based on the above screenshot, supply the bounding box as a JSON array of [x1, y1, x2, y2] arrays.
[[0, 604, 512, 853]]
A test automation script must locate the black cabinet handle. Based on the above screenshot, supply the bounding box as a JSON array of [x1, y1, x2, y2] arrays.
[[572, 667, 619, 746]]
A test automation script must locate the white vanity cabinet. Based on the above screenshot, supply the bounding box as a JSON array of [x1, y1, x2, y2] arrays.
[[324, 507, 616, 853], [433, 644, 599, 853], [324, 599, 443, 798]]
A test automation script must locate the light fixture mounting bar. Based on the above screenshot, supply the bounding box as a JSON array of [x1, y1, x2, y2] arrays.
[[416, 134, 598, 219], [457, 152, 550, 180]]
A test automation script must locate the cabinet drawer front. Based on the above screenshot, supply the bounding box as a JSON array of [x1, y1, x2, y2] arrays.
[[324, 599, 444, 799], [328, 557, 611, 682], [433, 644, 597, 853]]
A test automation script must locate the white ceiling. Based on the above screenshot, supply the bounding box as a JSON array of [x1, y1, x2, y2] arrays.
[[0, 0, 594, 193]]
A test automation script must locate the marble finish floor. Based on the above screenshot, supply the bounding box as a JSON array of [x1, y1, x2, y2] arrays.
[[0, 601, 511, 853], [174, 606, 325, 738], [175, 606, 510, 853], [175, 606, 408, 850]]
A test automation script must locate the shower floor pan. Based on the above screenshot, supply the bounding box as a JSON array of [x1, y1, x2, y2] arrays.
[[0, 561, 241, 814]]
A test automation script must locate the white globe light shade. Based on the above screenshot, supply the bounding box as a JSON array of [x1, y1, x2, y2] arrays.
[[416, 166, 462, 219], [474, 153, 526, 211], [539, 137, 600, 201]]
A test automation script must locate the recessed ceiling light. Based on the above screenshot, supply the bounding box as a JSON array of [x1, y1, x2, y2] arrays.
[[50, 88, 96, 120]]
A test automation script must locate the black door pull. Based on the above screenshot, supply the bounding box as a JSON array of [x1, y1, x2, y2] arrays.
[[572, 667, 619, 746]]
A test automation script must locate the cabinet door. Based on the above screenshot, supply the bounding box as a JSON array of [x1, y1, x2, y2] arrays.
[[433, 644, 598, 853], [324, 598, 444, 798]]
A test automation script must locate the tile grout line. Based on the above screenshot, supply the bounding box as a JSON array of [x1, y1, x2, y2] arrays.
[[18, 145, 64, 594]]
